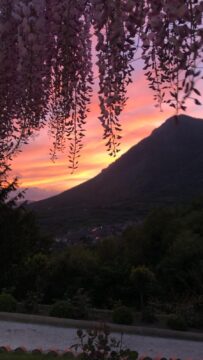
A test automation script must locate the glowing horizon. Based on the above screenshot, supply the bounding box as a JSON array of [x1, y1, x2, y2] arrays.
[[11, 73, 203, 202]]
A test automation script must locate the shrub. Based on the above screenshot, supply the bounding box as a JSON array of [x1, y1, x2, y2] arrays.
[[167, 314, 188, 331], [50, 289, 90, 320], [194, 295, 203, 313], [128, 351, 139, 360], [71, 326, 138, 360], [187, 313, 203, 329], [0, 293, 17, 312], [22, 291, 41, 314], [141, 306, 157, 324], [71, 288, 90, 319], [49, 300, 75, 318], [112, 305, 133, 325]]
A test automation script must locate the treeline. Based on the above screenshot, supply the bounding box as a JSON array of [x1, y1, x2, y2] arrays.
[[38, 201, 203, 309], [0, 182, 203, 312]]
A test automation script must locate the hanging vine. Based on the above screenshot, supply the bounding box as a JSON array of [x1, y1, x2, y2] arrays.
[[142, 0, 203, 113], [0, 0, 202, 172]]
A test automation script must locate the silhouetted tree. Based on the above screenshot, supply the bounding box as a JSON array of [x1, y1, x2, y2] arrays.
[[0, 170, 53, 297]]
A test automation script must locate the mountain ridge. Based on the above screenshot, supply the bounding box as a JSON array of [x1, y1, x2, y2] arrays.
[[30, 114, 203, 235]]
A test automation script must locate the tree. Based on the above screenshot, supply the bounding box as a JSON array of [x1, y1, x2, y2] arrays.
[[130, 265, 156, 309], [0, 0, 202, 172], [0, 171, 53, 295], [159, 230, 203, 298]]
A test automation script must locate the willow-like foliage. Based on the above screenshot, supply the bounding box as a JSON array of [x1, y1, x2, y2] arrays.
[[0, 0, 202, 171], [142, 0, 203, 112], [48, 0, 93, 171]]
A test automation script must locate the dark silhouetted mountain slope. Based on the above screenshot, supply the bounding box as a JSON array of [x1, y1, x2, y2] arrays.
[[30, 114, 203, 234]]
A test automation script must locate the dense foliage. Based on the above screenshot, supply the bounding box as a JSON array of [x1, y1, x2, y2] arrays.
[[0, 0, 202, 170], [0, 175, 53, 297], [112, 305, 134, 325], [1, 196, 202, 321], [0, 293, 17, 312]]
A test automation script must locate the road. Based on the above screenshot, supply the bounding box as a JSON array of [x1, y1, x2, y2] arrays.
[[0, 320, 202, 359]]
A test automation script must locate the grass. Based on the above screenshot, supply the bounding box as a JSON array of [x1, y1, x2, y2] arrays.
[[0, 353, 75, 360]]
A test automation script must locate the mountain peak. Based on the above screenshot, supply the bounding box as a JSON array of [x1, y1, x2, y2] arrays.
[[148, 114, 203, 146], [154, 113, 203, 132], [31, 114, 203, 235]]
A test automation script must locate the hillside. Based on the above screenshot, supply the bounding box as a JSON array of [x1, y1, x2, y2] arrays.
[[30, 114, 203, 235]]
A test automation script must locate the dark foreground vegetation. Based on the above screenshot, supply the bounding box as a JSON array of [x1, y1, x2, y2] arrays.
[[0, 355, 73, 360], [0, 354, 195, 360], [0, 179, 202, 330]]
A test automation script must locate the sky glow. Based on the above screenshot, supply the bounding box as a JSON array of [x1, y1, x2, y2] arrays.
[[12, 70, 203, 201]]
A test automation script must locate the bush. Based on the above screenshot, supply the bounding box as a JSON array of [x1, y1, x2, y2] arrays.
[[49, 300, 75, 318], [187, 313, 203, 329], [167, 314, 188, 331], [22, 291, 41, 314], [141, 306, 157, 324], [128, 351, 139, 360], [194, 295, 203, 313], [112, 306, 133, 325], [50, 289, 90, 320], [71, 326, 138, 360], [71, 288, 90, 319], [0, 293, 17, 312]]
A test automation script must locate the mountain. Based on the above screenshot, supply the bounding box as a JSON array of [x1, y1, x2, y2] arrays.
[[30, 114, 203, 235]]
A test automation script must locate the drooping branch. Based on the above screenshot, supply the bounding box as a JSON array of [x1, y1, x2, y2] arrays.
[[0, 0, 51, 169], [48, 0, 93, 170], [0, 0, 202, 173], [0, 0, 20, 164], [93, 0, 140, 156], [142, 0, 203, 113]]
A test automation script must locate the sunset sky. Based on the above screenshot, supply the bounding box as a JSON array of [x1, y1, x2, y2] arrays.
[[11, 67, 203, 202]]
